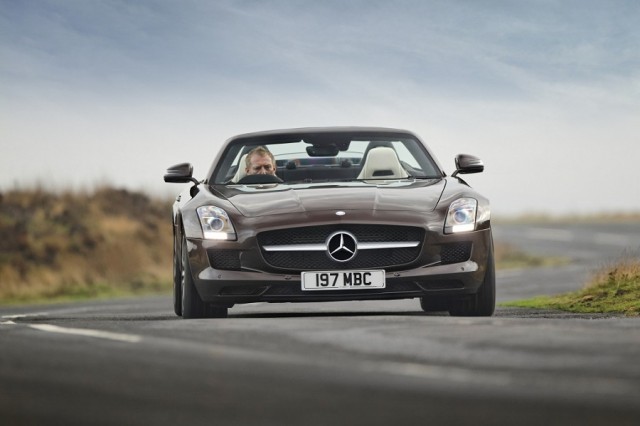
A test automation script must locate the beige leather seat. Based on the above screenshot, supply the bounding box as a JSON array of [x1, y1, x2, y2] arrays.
[[231, 154, 248, 183], [357, 147, 408, 179]]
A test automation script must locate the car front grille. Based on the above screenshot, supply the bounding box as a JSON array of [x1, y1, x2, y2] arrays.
[[209, 229, 472, 272], [262, 248, 421, 270], [258, 224, 425, 271]]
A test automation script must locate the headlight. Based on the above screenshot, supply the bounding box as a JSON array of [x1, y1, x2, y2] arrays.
[[197, 206, 237, 240], [444, 198, 477, 234]]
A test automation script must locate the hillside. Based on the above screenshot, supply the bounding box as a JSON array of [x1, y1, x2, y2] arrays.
[[0, 187, 173, 303]]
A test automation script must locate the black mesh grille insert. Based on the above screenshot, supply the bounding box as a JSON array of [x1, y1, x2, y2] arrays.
[[440, 242, 472, 264], [258, 225, 425, 271], [263, 248, 420, 270], [208, 250, 242, 270]]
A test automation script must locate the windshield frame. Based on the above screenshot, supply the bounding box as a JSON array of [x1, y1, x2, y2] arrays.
[[207, 128, 446, 185]]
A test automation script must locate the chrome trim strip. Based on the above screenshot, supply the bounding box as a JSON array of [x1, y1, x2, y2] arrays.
[[358, 241, 420, 250], [262, 241, 420, 252], [262, 244, 326, 252]]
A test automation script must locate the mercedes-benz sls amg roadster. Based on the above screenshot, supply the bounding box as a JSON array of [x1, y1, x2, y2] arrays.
[[164, 127, 494, 318]]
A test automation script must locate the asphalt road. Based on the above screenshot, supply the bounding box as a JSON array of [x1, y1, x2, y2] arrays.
[[1, 222, 639, 426]]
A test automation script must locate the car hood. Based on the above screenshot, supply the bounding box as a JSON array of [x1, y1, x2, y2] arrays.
[[212, 180, 446, 218]]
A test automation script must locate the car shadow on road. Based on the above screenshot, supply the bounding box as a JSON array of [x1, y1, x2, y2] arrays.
[[229, 311, 447, 319]]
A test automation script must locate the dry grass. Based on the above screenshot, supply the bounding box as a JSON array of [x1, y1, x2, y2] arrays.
[[0, 187, 173, 304]]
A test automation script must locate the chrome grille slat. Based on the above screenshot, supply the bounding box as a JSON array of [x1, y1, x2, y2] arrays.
[[262, 241, 420, 252]]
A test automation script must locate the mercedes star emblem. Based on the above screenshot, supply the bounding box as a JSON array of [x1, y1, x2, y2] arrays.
[[326, 231, 358, 262]]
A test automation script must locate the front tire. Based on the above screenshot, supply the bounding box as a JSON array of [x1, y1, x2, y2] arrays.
[[173, 234, 182, 316], [181, 237, 228, 319], [449, 249, 496, 317]]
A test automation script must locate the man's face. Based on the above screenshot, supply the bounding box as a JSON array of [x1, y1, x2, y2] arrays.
[[246, 153, 275, 175]]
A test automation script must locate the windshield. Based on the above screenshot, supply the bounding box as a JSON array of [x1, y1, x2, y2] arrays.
[[212, 136, 442, 184]]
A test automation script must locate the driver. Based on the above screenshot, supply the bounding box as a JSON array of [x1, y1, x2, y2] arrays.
[[245, 146, 276, 176]]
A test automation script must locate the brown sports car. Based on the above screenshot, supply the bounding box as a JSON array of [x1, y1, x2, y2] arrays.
[[164, 127, 494, 318]]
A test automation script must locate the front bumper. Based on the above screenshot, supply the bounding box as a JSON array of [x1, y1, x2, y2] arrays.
[[186, 227, 493, 306]]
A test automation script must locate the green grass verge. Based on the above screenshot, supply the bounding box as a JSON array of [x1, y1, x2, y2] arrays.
[[502, 257, 640, 317]]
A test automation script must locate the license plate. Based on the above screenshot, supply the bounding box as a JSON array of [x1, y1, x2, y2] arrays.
[[301, 270, 385, 291]]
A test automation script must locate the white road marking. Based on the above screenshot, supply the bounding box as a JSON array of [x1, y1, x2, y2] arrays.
[[0, 303, 143, 321], [28, 324, 141, 343], [1, 320, 16, 325], [526, 228, 574, 242], [2, 313, 50, 320]]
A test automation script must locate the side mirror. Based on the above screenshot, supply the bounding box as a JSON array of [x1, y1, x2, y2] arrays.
[[452, 154, 484, 177], [164, 163, 199, 184]]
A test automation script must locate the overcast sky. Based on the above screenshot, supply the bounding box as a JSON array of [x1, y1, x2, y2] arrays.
[[1, 0, 639, 215]]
